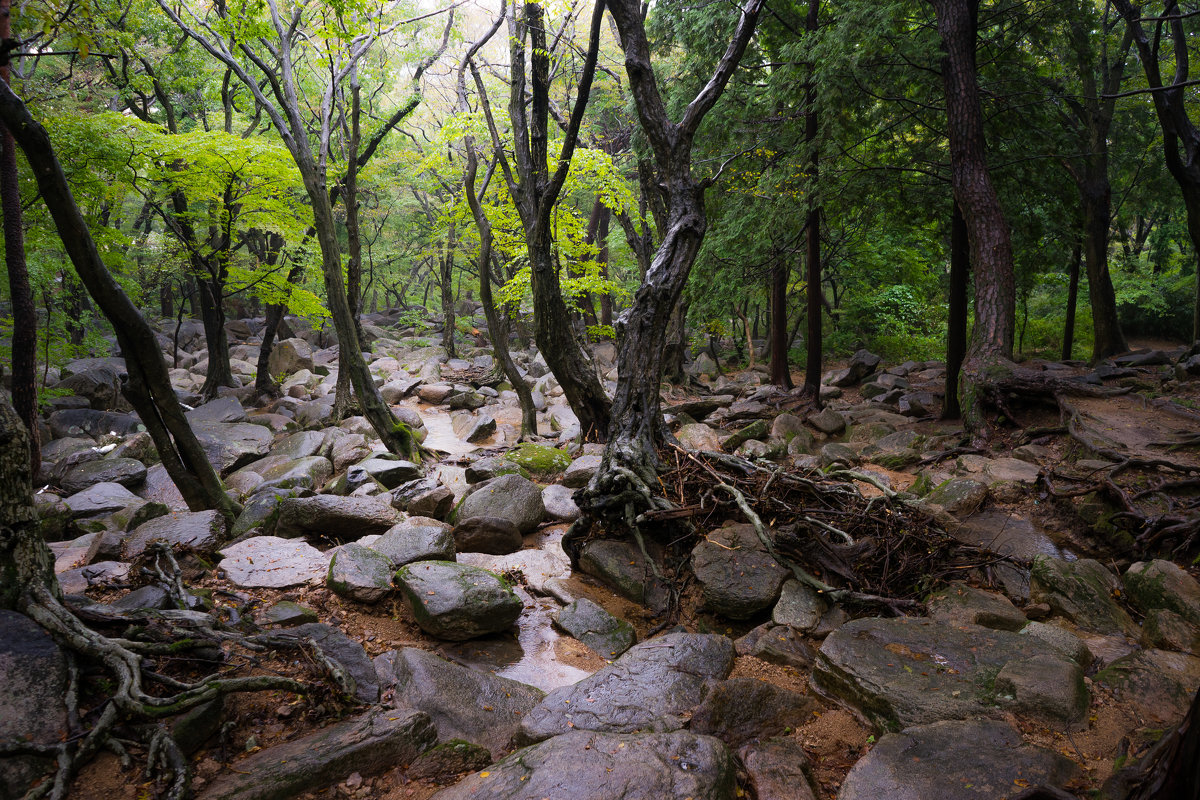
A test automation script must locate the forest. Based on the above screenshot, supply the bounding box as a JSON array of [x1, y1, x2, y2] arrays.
[[2, 0, 1200, 799]]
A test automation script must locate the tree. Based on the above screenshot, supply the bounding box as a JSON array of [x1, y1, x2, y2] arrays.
[[157, 0, 443, 460], [930, 0, 1015, 432], [0, 80, 239, 522], [475, 0, 612, 441], [1112, 0, 1200, 343], [571, 0, 765, 545]]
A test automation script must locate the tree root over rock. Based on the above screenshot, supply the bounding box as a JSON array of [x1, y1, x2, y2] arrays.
[[570, 443, 1014, 620], [5, 560, 353, 800]]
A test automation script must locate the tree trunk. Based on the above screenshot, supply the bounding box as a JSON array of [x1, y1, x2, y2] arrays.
[[596, 201, 613, 327], [932, 0, 1016, 432], [1079, 171, 1128, 360], [257, 301, 285, 393], [944, 201, 969, 418], [1063, 238, 1081, 361], [799, 0, 822, 401], [0, 81, 240, 523], [0, 395, 59, 611], [770, 260, 792, 388], [196, 272, 234, 400], [1, 0, 38, 478], [440, 220, 457, 358], [662, 295, 689, 385]]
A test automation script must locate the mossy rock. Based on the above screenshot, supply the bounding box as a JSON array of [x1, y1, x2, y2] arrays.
[[505, 443, 571, 476]]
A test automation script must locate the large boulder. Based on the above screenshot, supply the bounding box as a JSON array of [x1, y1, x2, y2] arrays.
[[122, 509, 227, 559], [691, 522, 789, 619], [47, 408, 140, 440], [55, 358, 127, 410], [0, 612, 69, 799], [456, 474, 545, 534], [1123, 559, 1200, 626], [371, 517, 455, 567], [192, 421, 273, 475], [518, 632, 736, 743], [196, 708, 434, 800], [1095, 648, 1200, 726], [827, 349, 881, 387], [347, 457, 421, 490], [813, 617, 1088, 731], [430, 731, 735, 800], [219, 536, 329, 588], [689, 677, 819, 748], [327, 543, 394, 603], [1030, 556, 1139, 636], [286, 623, 380, 704], [374, 648, 545, 756], [452, 516, 523, 554], [60, 457, 147, 494], [838, 719, 1079, 800], [267, 337, 315, 377], [185, 396, 247, 424], [275, 495, 400, 539], [63, 481, 142, 517], [394, 561, 522, 641], [578, 538, 669, 612]]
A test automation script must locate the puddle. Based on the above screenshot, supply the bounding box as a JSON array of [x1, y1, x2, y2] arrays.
[[442, 528, 598, 692], [951, 510, 1076, 562]]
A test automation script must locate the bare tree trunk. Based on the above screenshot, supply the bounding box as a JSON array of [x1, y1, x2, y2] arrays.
[[1063, 237, 1081, 361], [440, 220, 458, 358], [0, 84, 239, 522], [799, 0, 822, 401], [932, 0, 1016, 433], [944, 201, 968, 418], [770, 260, 792, 388], [0, 395, 59, 611], [1, 0, 38, 477]]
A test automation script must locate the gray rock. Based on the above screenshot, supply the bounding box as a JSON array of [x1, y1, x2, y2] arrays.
[[56, 561, 130, 595], [838, 719, 1079, 800], [286, 623, 380, 704], [518, 632, 735, 742], [1142, 608, 1200, 653], [219, 536, 329, 588], [830, 349, 882, 387], [60, 457, 147, 494], [230, 487, 296, 538], [192, 422, 273, 475], [267, 337, 315, 377], [1030, 556, 1138, 636], [553, 597, 636, 658], [111, 585, 171, 611], [270, 430, 326, 460], [453, 516, 523, 554], [394, 561, 522, 641], [676, 423, 724, 451], [380, 376, 422, 403], [927, 582, 1027, 631], [1020, 622, 1092, 668], [691, 522, 788, 619], [374, 648, 544, 755], [195, 708, 433, 800], [430, 731, 735, 800], [813, 616, 1087, 731], [349, 457, 422, 490], [464, 456, 529, 484], [734, 623, 815, 670], [541, 484, 580, 521], [0, 611, 68, 799], [578, 538, 669, 612], [407, 740, 493, 783], [994, 653, 1088, 725], [122, 509, 227, 559], [371, 517, 455, 567], [456, 474, 546, 534], [275, 495, 400, 539], [327, 543, 395, 603], [772, 579, 827, 631], [240, 455, 333, 492], [451, 411, 496, 443], [690, 677, 819, 747], [47, 408, 140, 440], [739, 739, 816, 800], [259, 601, 318, 627], [409, 486, 455, 520], [63, 481, 141, 517], [55, 359, 127, 410], [185, 396, 247, 424], [808, 407, 846, 435], [925, 478, 988, 517], [1096, 648, 1200, 726], [1123, 559, 1200, 626], [562, 455, 602, 488]]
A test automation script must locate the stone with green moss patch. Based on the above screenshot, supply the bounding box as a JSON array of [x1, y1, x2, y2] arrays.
[[395, 560, 522, 641], [1123, 560, 1200, 626], [505, 443, 571, 476]]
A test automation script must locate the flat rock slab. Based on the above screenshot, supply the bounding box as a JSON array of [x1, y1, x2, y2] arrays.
[[219, 536, 329, 588], [192, 421, 272, 475], [395, 561, 522, 641], [927, 582, 1027, 631], [813, 617, 1082, 731], [327, 543, 394, 603], [1030, 556, 1138, 636], [838, 719, 1079, 800], [63, 481, 142, 517], [197, 708, 435, 800], [375, 648, 545, 756], [275, 495, 400, 538], [553, 597, 636, 659], [286, 623, 380, 704], [371, 517, 455, 567], [61, 457, 147, 494], [690, 677, 820, 748], [518, 632, 736, 742], [739, 739, 817, 800], [455, 546, 571, 595], [122, 509, 227, 559], [430, 731, 736, 800]]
